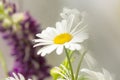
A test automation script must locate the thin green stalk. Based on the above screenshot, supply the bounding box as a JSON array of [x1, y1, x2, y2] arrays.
[[64, 47, 74, 80], [75, 50, 87, 80], [0, 51, 8, 77], [63, 50, 74, 67]]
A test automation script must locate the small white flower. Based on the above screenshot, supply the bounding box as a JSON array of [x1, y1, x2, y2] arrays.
[[81, 68, 113, 80], [5, 73, 32, 80], [34, 8, 88, 56]]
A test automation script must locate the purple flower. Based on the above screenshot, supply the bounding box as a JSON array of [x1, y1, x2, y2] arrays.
[[0, 0, 51, 80]]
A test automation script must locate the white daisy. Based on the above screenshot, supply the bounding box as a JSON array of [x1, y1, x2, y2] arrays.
[[5, 73, 32, 80], [33, 8, 88, 56], [81, 68, 113, 80]]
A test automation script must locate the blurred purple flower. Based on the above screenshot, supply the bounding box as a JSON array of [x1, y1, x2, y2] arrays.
[[0, 0, 51, 80]]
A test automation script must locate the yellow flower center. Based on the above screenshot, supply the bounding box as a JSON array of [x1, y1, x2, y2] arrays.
[[54, 33, 72, 44]]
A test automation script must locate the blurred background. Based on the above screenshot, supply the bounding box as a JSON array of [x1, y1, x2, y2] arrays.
[[0, 0, 120, 80]]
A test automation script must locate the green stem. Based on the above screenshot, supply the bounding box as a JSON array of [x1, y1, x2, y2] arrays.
[[64, 47, 74, 80], [75, 50, 87, 80], [0, 51, 8, 77], [63, 50, 73, 67]]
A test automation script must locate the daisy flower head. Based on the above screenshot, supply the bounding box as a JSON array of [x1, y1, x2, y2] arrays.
[[34, 8, 88, 56], [5, 73, 32, 80]]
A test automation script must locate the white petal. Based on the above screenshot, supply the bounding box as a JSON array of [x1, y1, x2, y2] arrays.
[[56, 22, 64, 33], [71, 33, 88, 43], [33, 42, 52, 47], [36, 27, 57, 40], [56, 20, 67, 33], [84, 53, 97, 69], [33, 39, 52, 43], [65, 43, 81, 51], [12, 73, 19, 80], [67, 14, 75, 32], [64, 43, 70, 49], [45, 45, 58, 54], [56, 45, 64, 55], [73, 44, 81, 50], [18, 73, 25, 80], [37, 46, 47, 55], [102, 68, 113, 80], [37, 45, 57, 56], [70, 18, 85, 34], [81, 68, 104, 80], [72, 25, 88, 36], [5, 73, 28, 80], [61, 20, 67, 32], [41, 52, 46, 57]]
